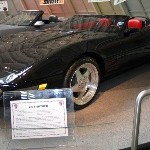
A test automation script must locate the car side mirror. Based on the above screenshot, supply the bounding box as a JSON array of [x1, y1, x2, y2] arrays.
[[34, 21, 45, 27]]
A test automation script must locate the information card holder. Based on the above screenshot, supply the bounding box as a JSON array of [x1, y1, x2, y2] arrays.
[[3, 89, 75, 150]]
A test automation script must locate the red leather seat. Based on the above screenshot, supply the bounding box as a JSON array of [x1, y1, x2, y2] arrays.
[[128, 18, 143, 29], [72, 20, 97, 30], [98, 18, 111, 27]]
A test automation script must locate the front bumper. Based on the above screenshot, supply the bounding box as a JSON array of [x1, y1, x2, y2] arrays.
[[0, 73, 64, 103]]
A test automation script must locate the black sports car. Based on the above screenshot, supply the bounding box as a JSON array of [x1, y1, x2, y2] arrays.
[[0, 10, 58, 37], [0, 14, 150, 110]]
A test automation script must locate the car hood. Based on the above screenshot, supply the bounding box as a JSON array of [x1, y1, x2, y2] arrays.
[[0, 29, 115, 84], [0, 24, 26, 36]]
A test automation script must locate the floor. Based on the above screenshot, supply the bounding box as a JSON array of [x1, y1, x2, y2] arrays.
[[1, 64, 150, 150]]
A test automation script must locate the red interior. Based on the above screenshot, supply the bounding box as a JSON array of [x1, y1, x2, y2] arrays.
[[97, 18, 111, 27], [128, 18, 143, 29], [72, 21, 97, 29]]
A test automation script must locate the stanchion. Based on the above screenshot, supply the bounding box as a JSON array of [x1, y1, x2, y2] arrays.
[[131, 89, 150, 150]]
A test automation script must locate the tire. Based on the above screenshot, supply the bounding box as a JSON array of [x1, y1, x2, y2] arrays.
[[63, 57, 101, 110]]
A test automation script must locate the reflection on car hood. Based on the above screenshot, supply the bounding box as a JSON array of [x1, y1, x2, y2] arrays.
[[0, 29, 115, 83], [0, 24, 26, 36], [0, 24, 25, 30]]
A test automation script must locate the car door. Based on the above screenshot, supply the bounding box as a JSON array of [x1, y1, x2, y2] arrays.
[[116, 27, 150, 68], [96, 27, 150, 74]]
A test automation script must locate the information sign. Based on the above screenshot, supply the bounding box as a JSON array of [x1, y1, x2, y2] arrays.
[[3, 89, 75, 149], [40, 0, 64, 5], [10, 98, 68, 139], [0, 1, 8, 11]]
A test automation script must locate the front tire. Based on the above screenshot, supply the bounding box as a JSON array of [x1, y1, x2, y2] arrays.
[[63, 57, 101, 110]]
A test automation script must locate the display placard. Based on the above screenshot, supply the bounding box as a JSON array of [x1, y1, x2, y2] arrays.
[[0, 1, 8, 11], [3, 89, 75, 149], [10, 98, 68, 139], [40, 0, 64, 5]]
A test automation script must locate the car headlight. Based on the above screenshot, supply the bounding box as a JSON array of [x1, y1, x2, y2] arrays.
[[0, 66, 32, 84]]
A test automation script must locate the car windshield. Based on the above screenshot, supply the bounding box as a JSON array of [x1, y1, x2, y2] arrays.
[[59, 15, 130, 33], [0, 10, 43, 26]]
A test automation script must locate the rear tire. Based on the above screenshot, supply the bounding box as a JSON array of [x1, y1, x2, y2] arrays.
[[63, 57, 101, 110]]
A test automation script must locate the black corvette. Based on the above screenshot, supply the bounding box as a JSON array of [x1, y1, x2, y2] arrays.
[[0, 14, 150, 110]]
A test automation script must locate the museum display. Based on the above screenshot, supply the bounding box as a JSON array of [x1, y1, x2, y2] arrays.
[[0, 14, 150, 110], [3, 89, 75, 149], [0, 10, 59, 36]]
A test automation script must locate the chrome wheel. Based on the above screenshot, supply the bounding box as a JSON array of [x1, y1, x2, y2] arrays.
[[64, 57, 100, 110], [70, 62, 99, 105]]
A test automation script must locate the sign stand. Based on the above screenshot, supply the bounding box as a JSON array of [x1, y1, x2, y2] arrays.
[[3, 89, 75, 150]]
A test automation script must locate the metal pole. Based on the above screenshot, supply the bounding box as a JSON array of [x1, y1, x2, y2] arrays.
[[131, 89, 150, 150]]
